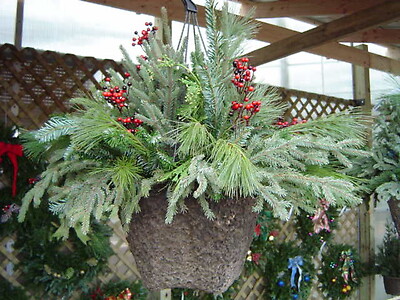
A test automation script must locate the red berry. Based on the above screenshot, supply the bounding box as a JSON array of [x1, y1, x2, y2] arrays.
[[238, 103, 243, 108], [232, 104, 240, 110], [231, 101, 237, 105], [235, 75, 240, 79], [105, 77, 111, 82], [153, 26, 158, 30], [238, 83, 244, 88], [255, 107, 260, 112], [243, 115, 250, 120], [252, 67, 257, 71], [248, 86, 254, 92], [124, 72, 131, 77], [117, 117, 123, 121], [245, 70, 251, 76], [244, 97, 249, 102], [145, 22, 149, 26]]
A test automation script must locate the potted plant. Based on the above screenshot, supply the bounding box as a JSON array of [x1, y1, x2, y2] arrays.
[[376, 224, 400, 295], [351, 82, 400, 232], [18, 1, 368, 293]]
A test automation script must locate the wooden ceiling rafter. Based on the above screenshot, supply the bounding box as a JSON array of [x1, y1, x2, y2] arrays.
[[244, 0, 400, 70], [240, 0, 388, 18], [293, 17, 400, 44], [83, 0, 400, 75]]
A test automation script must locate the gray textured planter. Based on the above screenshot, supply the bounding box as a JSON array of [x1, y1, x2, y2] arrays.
[[126, 187, 257, 293]]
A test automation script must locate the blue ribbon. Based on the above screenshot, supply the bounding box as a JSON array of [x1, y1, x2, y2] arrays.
[[288, 256, 304, 290]]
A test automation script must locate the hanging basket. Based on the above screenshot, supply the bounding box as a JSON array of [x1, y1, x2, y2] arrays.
[[383, 276, 400, 295], [126, 187, 258, 293]]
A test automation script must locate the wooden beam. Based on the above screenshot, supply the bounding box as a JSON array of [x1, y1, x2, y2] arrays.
[[340, 28, 400, 43], [14, 0, 24, 49], [245, 0, 400, 67], [294, 17, 400, 43], [83, 0, 400, 75], [241, 0, 387, 18], [84, 0, 206, 25]]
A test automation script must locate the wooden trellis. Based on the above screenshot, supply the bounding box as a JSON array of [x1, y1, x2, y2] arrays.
[[0, 43, 124, 129], [0, 44, 365, 299]]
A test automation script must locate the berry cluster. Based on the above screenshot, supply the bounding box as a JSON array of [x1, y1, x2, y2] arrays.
[[116, 116, 143, 134], [276, 117, 307, 128], [230, 57, 261, 125], [131, 22, 158, 47], [102, 73, 131, 111], [101, 73, 144, 134]]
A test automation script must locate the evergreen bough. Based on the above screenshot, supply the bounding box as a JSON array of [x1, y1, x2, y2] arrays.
[[18, 1, 368, 238]]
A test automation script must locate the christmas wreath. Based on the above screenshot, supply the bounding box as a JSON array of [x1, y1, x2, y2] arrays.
[[318, 244, 363, 299]]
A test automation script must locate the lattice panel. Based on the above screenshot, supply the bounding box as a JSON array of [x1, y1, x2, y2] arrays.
[[278, 87, 357, 120], [233, 272, 265, 300], [0, 43, 124, 129]]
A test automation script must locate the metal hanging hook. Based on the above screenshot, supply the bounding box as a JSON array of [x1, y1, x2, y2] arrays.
[[177, 0, 207, 61]]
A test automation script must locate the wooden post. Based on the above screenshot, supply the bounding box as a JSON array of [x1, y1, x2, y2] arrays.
[[14, 0, 24, 49], [352, 44, 375, 300]]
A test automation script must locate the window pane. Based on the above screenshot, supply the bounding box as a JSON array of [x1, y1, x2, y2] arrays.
[[22, 0, 154, 60], [0, 0, 17, 44]]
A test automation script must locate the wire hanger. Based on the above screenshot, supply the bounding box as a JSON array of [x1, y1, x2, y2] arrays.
[[177, 0, 207, 61]]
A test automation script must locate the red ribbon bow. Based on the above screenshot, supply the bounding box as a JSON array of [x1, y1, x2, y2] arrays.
[[0, 142, 23, 197]]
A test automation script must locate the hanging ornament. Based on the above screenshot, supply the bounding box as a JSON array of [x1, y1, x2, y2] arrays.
[[268, 230, 279, 241], [311, 198, 330, 234], [251, 252, 261, 265], [339, 250, 357, 284], [105, 288, 132, 300], [288, 256, 303, 291], [1, 203, 20, 223]]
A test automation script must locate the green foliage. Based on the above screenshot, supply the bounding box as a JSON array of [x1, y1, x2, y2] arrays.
[[19, 0, 368, 237], [375, 224, 400, 277], [318, 244, 363, 300], [82, 280, 148, 300], [0, 281, 27, 300], [15, 202, 113, 298], [349, 82, 400, 201]]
